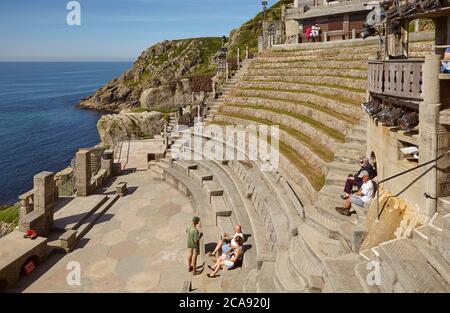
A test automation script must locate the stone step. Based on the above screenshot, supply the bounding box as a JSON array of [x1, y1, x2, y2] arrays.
[[304, 205, 341, 239], [416, 244, 450, 284], [324, 172, 348, 187], [298, 223, 351, 264], [349, 125, 367, 137], [203, 179, 224, 200], [262, 46, 378, 57], [242, 269, 259, 293], [273, 251, 307, 292], [437, 196, 450, 215], [211, 196, 232, 218], [223, 95, 352, 134], [376, 238, 449, 292], [172, 160, 198, 174], [244, 74, 367, 91], [251, 59, 368, 70], [189, 167, 213, 185], [322, 254, 365, 292], [338, 221, 368, 252], [289, 233, 324, 281], [256, 262, 279, 292], [199, 160, 273, 270], [237, 80, 365, 104], [255, 52, 375, 63], [346, 133, 366, 146], [334, 146, 366, 165], [219, 105, 340, 151], [232, 88, 363, 118], [216, 215, 234, 238], [247, 67, 368, 80]]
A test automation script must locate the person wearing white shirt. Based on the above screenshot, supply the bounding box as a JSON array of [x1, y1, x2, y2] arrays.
[[335, 170, 374, 216], [207, 225, 244, 258]]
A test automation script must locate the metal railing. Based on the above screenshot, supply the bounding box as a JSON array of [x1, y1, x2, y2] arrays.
[[375, 149, 450, 222]]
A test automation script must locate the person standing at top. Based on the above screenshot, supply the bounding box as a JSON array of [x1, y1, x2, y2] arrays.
[[306, 26, 312, 42], [186, 216, 203, 275]]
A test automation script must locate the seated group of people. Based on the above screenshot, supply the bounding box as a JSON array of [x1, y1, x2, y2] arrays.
[[206, 225, 244, 278], [335, 156, 377, 217]]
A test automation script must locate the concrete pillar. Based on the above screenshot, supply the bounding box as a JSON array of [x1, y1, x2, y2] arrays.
[[323, 32, 328, 42], [352, 28, 356, 40], [419, 54, 444, 217], [34, 172, 55, 213], [245, 46, 249, 59], [76, 149, 92, 197]]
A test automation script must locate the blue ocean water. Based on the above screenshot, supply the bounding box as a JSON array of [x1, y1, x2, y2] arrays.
[[0, 62, 131, 204]]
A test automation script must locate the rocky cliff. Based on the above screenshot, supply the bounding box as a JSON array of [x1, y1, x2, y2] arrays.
[[78, 37, 222, 112], [97, 111, 166, 144]]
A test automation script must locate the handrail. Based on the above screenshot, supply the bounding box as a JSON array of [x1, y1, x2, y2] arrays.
[[375, 149, 450, 222]]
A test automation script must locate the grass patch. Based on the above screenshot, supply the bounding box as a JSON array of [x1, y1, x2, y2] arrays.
[[243, 78, 366, 93], [210, 119, 326, 191], [230, 93, 357, 125], [0, 204, 20, 224], [239, 86, 362, 106], [217, 111, 335, 162], [241, 87, 361, 107], [250, 64, 367, 71], [279, 142, 325, 190], [224, 103, 346, 142], [246, 72, 367, 81]]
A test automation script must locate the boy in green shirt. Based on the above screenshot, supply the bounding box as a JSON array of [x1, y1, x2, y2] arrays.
[[187, 216, 202, 275]]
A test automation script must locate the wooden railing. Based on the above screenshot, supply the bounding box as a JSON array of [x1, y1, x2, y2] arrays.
[[368, 59, 424, 100]]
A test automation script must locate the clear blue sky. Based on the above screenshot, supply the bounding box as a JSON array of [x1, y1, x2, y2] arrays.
[[0, 0, 279, 62]]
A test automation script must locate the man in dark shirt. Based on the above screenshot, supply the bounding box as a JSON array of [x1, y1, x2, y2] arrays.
[[340, 157, 376, 200]]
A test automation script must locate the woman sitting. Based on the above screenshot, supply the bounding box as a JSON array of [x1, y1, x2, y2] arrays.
[[207, 236, 243, 278]]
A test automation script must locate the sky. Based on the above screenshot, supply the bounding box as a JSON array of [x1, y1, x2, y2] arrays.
[[0, 0, 279, 62]]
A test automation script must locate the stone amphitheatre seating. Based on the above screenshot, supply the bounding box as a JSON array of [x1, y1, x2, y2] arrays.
[[157, 37, 449, 293]]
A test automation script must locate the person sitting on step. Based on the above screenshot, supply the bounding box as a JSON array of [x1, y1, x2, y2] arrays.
[[207, 236, 244, 278], [207, 225, 244, 258], [335, 170, 374, 216], [340, 156, 376, 200]]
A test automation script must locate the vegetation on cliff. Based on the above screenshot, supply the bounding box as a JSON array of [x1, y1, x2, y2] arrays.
[[78, 0, 291, 113], [78, 37, 222, 112]]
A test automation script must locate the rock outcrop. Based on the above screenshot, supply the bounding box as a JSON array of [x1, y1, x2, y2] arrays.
[[78, 38, 222, 112], [97, 111, 166, 144]]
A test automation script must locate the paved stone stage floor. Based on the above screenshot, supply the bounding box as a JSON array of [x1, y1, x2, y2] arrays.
[[13, 171, 194, 292]]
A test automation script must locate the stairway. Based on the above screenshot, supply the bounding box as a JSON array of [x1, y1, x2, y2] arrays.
[[159, 38, 449, 293], [204, 58, 253, 122]]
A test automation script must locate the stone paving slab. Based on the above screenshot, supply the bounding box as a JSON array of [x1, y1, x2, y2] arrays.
[[53, 195, 108, 230], [19, 171, 197, 293]]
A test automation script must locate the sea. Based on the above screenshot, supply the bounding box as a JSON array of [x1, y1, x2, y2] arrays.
[[0, 62, 132, 204]]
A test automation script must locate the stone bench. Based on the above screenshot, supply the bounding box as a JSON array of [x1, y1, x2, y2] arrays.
[[59, 229, 77, 253], [116, 182, 128, 197], [188, 167, 213, 185], [0, 231, 48, 290], [172, 160, 197, 174], [203, 180, 224, 201]]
